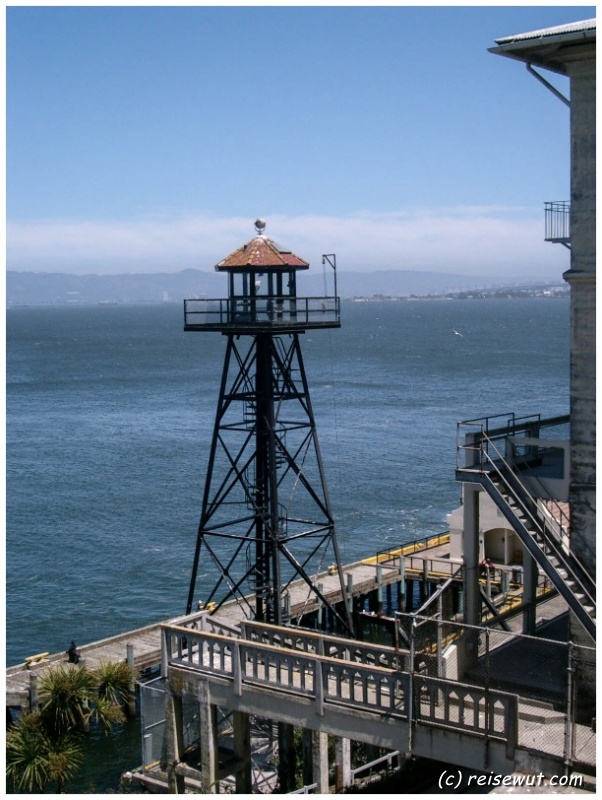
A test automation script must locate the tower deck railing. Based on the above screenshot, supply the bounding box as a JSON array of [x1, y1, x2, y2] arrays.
[[184, 296, 340, 331]]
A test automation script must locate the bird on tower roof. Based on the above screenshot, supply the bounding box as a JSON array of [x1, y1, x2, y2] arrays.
[[215, 219, 310, 271]]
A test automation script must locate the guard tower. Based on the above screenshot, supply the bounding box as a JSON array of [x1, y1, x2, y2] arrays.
[[184, 220, 352, 634]]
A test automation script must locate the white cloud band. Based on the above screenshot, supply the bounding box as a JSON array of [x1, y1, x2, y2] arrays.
[[7, 207, 568, 277]]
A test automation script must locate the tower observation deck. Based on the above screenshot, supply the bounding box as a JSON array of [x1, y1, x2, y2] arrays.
[[184, 220, 351, 634], [184, 219, 340, 333]]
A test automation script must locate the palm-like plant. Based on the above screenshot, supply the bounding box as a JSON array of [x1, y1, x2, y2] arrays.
[[94, 659, 135, 707], [6, 712, 50, 793], [6, 712, 83, 793], [7, 659, 136, 793], [45, 733, 84, 793], [38, 664, 97, 736]]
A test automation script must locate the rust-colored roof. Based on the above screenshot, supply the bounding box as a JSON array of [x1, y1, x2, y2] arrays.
[[216, 235, 309, 271]]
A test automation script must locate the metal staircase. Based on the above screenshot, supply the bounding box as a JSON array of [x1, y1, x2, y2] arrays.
[[457, 425, 595, 641]]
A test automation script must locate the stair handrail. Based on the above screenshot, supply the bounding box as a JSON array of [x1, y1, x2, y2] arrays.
[[525, 472, 597, 568], [474, 430, 595, 610]]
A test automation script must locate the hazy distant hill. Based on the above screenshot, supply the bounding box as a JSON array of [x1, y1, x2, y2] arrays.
[[7, 268, 538, 306]]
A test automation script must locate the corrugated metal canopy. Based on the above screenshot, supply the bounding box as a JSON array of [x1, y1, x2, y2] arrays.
[[494, 18, 595, 46], [489, 18, 595, 74]]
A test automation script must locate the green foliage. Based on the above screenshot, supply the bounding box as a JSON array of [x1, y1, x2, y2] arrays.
[[6, 659, 136, 793], [92, 694, 127, 732], [38, 664, 97, 736], [6, 712, 83, 793], [46, 733, 84, 792], [6, 712, 51, 793], [94, 660, 135, 706]]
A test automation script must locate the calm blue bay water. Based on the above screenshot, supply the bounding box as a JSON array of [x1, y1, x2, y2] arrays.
[[6, 298, 570, 668]]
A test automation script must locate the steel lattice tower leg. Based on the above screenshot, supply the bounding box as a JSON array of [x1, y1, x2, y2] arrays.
[[186, 332, 352, 634]]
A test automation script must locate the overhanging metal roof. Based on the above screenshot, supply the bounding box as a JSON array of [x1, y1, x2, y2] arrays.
[[489, 18, 596, 74]]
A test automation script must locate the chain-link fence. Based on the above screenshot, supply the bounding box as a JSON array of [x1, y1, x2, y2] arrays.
[[139, 678, 279, 791], [396, 611, 595, 770], [139, 677, 167, 771]]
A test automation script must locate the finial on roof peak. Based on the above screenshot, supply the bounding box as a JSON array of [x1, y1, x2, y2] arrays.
[[254, 218, 267, 236]]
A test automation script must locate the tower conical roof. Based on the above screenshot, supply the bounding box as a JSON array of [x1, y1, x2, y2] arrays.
[[215, 220, 309, 271]]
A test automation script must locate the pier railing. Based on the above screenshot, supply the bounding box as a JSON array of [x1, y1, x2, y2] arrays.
[[160, 623, 518, 743], [372, 532, 450, 565], [415, 673, 518, 745], [240, 620, 404, 669], [396, 612, 595, 770]]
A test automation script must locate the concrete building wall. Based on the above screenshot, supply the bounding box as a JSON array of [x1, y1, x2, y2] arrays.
[[449, 491, 523, 566], [564, 54, 596, 572]]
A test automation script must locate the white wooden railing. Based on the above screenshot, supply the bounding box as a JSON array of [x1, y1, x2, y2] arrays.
[[161, 624, 517, 743]]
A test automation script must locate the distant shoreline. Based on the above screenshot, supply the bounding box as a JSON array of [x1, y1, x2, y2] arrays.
[[7, 287, 569, 309]]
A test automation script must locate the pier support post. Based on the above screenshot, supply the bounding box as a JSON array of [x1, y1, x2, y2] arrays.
[[165, 688, 185, 794], [233, 710, 252, 793], [463, 484, 481, 627], [126, 643, 136, 717], [406, 579, 414, 611], [278, 722, 296, 793], [334, 736, 352, 791], [312, 730, 329, 794], [462, 484, 481, 673], [376, 565, 383, 614], [198, 680, 218, 793], [346, 573, 354, 622], [28, 673, 39, 712], [420, 561, 429, 604], [302, 729, 313, 787], [398, 555, 406, 612], [522, 552, 538, 635]]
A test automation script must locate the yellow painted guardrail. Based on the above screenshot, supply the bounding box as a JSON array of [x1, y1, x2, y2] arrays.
[[361, 533, 450, 566]]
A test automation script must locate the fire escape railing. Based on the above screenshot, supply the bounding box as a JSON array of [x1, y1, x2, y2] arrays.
[[544, 201, 571, 247]]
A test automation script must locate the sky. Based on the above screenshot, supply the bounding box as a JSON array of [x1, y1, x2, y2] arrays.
[[6, 3, 594, 278]]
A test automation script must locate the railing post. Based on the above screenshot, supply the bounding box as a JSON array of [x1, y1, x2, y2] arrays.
[[564, 642, 575, 772], [233, 643, 242, 697], [161, 628, 169, 679], [143, 733, 153, 772], [408, 617, 415, 754], [484, 628, 490, 769], [505, 696, 519, 760], [437, 595, 443, 678], [315, 659, 325, 716]]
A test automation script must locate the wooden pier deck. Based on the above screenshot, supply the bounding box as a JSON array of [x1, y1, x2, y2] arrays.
[[7, 535, 454, 712]]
